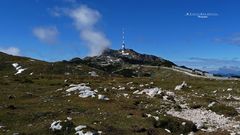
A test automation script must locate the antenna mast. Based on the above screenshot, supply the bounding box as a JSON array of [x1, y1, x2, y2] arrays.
[[122, 28, 126, 53]]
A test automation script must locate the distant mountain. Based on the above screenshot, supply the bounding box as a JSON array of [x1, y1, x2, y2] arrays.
[[209, 66, 240, 77], [83, 48, 176, 67], [0, 48, 177, 78]]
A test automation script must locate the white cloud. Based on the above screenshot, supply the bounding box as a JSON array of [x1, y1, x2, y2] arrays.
[[33, 26, 59, 44], [67, 5, 110, 56], [175, 57, 240, 71], [69, 5, 101, 29], [0, 47, 21, 56], [81, 29, 110, 56]]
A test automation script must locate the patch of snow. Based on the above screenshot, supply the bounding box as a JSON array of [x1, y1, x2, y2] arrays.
[[66, 84, 96, 98], [227, 88, 233, 91], [12, 63, 19, 68], [12, 63, 27, 75], [175, 81, 188, 90], [50, 120, 62, 131]]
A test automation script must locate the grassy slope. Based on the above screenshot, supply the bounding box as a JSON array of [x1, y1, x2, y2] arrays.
[[0, 53, 240, 135]]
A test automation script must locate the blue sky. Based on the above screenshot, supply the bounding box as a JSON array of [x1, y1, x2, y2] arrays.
[[1, 0, 240, 73]]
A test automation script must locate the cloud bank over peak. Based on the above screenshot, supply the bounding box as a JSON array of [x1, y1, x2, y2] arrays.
[[66, 5, 110, 56], [0, 47, 21, 56], [175, 57, 240, 75]]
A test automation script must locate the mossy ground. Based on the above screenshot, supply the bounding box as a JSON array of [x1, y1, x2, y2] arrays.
[[1, 57, 240, 135]]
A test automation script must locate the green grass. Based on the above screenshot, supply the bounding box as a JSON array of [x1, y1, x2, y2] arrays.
[[1, 55, 240, 135]]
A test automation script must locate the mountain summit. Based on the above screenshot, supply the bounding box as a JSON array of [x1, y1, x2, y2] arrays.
[[83, 48, 176, 67]]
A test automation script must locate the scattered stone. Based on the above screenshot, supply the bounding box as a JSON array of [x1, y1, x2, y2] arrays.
[[175, 81, 188, 90], [98, 94, 110, 100], [123, 93, 128, 97], [213, 90, 217, 93], [133, 90, 139, 94], [50, 120, 62, 131], [167, 108, 240, 132], [136, 87, 162, 97], [67, 117, 72, 121], [75, 125, 87, 131], [165, 128, 171, 133], [66, 84, 96, 98], [89, 71, 98, 77], [50, 119, 75, 133], [118, 87, 125, 90], [208, 102, 216, 108], [75, 125, 94, 135], [126, 82, 133, 85], [130, 87, 135, 90]]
